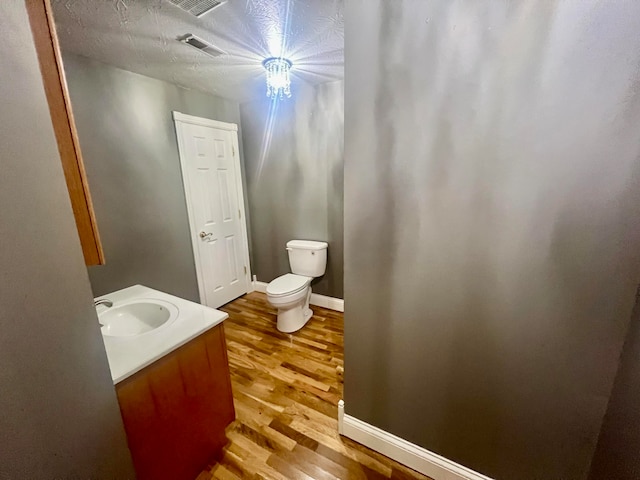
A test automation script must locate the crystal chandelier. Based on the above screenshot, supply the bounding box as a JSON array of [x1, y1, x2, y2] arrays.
[[262, 57, 292, 99]]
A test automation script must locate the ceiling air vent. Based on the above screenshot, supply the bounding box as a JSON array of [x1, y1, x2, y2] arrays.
[[180, 34, 227, 57], [168, 0, 226, 18]]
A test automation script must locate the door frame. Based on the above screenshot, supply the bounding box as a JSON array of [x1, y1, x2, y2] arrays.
[[172, 111, 252, 306]]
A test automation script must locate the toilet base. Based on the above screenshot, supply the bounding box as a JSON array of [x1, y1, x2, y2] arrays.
[[277, 305, 313, 333]]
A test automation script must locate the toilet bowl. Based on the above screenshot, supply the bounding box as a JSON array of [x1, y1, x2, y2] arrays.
[[266, 240, 328, 333], [266, 274, 312, 333]]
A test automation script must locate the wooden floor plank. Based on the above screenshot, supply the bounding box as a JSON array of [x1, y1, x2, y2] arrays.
[[211, 464, 242, 480], [200, 292, 431, 480]]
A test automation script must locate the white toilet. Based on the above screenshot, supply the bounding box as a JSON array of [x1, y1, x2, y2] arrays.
[[266, 240, 328, 333]]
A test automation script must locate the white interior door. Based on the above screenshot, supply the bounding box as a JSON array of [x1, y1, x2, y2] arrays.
[[173, 112, 251, 308]]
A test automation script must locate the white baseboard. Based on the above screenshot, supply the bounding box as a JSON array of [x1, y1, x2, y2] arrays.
[[253, 280, 268, 293], [252, 280, 344, 313], [310, 292, 344, 312], [337, 401, 493, 480]]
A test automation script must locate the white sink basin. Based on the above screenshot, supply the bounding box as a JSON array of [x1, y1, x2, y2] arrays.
[[95, 285, 229, 383], [98, 299, 179, 337]]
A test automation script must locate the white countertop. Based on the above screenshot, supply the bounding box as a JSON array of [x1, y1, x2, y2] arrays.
[[95, 285, 228, 384]]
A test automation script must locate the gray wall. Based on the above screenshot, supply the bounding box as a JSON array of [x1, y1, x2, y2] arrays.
[[0, 3, 134, 478], [589, 287, 640, 480], [241, 81, 344, 298], [63, 53, 249, 302], [344, 1, 640, 479]]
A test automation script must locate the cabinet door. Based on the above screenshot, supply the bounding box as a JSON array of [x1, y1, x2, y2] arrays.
[[116, 325, 235, 480], [26, 0, 104, 265]]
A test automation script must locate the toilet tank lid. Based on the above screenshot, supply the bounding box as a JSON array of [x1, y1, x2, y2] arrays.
[[287, 240, 328, 251]]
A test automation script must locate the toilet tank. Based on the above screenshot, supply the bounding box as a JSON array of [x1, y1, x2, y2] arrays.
[[287, 240, 328, 277]]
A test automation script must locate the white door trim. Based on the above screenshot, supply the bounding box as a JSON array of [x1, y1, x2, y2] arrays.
[[173, 111, 238, 131], [173, 111, 252, 306]]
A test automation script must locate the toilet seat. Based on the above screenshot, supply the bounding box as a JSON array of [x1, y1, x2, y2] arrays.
[[266, 274, 310, 297]]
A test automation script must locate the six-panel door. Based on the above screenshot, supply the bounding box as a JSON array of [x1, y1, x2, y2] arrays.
[[177, 118, 249, 307]]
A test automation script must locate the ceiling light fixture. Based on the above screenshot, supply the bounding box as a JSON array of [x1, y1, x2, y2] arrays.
[[262, 57, 292, 99]]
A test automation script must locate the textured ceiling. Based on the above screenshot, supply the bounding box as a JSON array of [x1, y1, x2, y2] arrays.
[[52, 0, 344, 102]]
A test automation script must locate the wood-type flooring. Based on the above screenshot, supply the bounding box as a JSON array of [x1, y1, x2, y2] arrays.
[[197, 292, 431, 480]]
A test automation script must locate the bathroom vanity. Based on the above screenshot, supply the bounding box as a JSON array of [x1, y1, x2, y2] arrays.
[[96, 285, 234, 480]]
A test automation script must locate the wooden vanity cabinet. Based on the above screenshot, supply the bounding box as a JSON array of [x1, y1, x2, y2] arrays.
[[26, 0, 104, 265], [115, 324, 235, 480]]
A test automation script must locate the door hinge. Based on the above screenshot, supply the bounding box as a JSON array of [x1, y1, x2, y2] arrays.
[[238, 209, 241, 219], [244, 266, 247, 275], [232, 145, 235, 156]]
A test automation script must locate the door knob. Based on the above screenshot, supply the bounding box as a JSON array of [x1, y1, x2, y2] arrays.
[[199, 231, 212, 238]]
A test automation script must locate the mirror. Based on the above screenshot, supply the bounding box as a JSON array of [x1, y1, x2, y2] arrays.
[[51, 0, 344, 305]]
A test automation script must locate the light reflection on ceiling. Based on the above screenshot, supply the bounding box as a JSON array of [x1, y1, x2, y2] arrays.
[[52, 0, 344, 101]]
